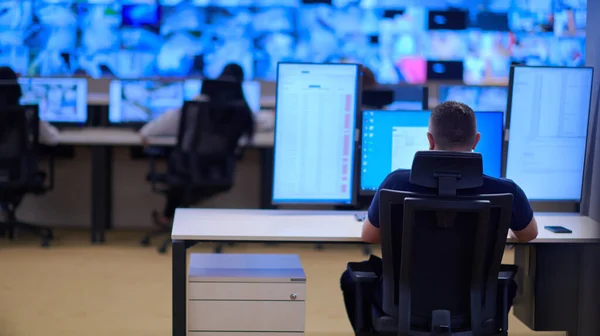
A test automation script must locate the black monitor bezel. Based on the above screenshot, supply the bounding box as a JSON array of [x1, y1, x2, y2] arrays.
[[18, 76, 89, 127], [271, 62, 362, 206], [503, 65, 595, 202]]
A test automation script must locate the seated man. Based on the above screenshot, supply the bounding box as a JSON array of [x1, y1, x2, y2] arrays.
[[340, 101, 539, 332]]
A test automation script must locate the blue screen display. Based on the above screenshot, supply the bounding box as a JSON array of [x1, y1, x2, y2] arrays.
[[360, 110, 503, 193], [272, 63, 359, 204], [0, 0, 586, 82], [438, 85, 508, 120]]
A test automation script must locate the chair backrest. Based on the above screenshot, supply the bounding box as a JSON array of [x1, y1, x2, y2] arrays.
[[169, 100, 251, 190], [378, 151, 513, 334], [0, 105, 40, 185]]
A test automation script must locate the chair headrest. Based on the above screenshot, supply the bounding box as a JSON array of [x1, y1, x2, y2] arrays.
[[410, 151, 484, 196]]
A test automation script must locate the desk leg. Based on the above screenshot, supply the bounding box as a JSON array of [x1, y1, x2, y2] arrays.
[[259, 148, 275, 210], [173, 240, 187, 336], [91, 146, 112, 243]]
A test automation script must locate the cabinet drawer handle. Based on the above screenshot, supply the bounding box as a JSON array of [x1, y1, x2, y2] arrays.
[[290, 293, 297, 300]]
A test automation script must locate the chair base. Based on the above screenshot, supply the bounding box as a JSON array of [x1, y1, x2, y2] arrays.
[[0, 219, 54, 247]]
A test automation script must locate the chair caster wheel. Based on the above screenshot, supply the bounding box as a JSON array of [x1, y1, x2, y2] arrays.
[[157, 246, 167, 254], [315, 243, 325, 250], [41, 239, 50, 248], [214, 244, 223, 254], [140, 237, 151, 246], [46, 230, 54, 240]]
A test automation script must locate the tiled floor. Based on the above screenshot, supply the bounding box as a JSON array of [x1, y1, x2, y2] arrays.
[[0, 231, 565, 336]]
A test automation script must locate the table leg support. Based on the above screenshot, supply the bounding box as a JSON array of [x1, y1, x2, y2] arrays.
[[173, 239, 187, 336], [259, 148, 275, 210], [91, 146, 112, 243]]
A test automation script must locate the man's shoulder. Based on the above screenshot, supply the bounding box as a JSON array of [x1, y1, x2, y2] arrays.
[[481, 175, 520, 193], [380, 169, 413, 189]]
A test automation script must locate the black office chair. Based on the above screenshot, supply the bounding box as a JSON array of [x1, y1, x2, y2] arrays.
[[347, 151, 517, 336], [0, 105, 55, 247], [140, 100, 250, 254]]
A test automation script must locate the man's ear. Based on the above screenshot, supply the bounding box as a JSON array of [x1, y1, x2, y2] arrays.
[[472, 132, 481, 150], [427, 132, 435, 150]]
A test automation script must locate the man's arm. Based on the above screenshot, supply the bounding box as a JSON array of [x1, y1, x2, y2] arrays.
[[511, 216, 538, 242], [508, 182, 538, 242], [361, 218, 380, 243]]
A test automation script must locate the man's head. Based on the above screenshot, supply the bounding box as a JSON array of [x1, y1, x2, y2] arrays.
[[427, 101, 480, 151]]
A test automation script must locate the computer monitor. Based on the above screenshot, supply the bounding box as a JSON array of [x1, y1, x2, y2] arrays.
[[18, 77, 88, 125], [109, 79, 262, 125], [272, 62, 360, 205], [505, 66, 593, 201], [360, 110, 504, 195], [438, 85, 508, 119], [379, 85, 429, 110], [108, 79, 184, 125]]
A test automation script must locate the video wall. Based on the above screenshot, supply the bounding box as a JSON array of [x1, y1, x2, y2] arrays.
[[0, 0, 586, 83]]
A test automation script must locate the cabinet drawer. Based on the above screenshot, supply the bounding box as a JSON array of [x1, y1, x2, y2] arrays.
[[189, 282, 306, 301], [188, 301, 305, 332]]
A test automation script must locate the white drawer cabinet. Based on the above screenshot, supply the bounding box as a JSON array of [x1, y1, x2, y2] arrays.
[[188, 254, 306, 335]]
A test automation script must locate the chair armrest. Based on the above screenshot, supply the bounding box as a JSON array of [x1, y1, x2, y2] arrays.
[[347, 262, 379, 283], [497, 264, 518, 332], [498, 264, 518, 285], [347, 262, 379, 333]]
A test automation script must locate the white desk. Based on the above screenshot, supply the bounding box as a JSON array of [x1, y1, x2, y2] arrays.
[[58, 128, 275, 148], [170, 209, 600, 336], [171, 209, 600, 244]]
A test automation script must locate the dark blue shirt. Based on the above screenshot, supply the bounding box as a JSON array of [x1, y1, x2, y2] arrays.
[[368, 169, 534, 232]]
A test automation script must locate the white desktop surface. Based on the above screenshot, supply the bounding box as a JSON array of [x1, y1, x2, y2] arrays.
[[171, 209, 600, 244], [58, 128, 274, 147]]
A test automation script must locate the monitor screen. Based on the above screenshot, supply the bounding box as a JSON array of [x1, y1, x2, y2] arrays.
[[360, 110, 503, 194], [0, 1, 586, 83], [379, 85, 428, 110], [109, 79, 261, 124], [272, 62, 360, 204], [505, 66, 593, 201], [18, 77, 88, 124], [438, 85, 508, 120]]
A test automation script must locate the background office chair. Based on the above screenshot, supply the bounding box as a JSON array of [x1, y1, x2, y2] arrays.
[[0, 105, 55, 247], [141, 100, 249, 254], [348, 151, 517, 335]]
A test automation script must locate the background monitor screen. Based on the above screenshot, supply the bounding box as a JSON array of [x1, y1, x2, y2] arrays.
[[109, 79, 261, 124], [272, 63, 359, 204], [438, 85, 508, 120], [18, 77, 88, 124], [360, 110, 503, 193], [0, 1, 586, 84], [505, 66, 593, 201], [379, 85, 428, 110]]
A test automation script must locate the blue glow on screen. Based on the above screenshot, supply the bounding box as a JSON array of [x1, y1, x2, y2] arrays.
[[360, 110, 503, 192], [0, 0, 586, 81]]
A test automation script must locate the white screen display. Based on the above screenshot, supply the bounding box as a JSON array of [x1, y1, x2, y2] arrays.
[[109, 79, 261, 123], [272, 63, 359, 204], [18, 77, 88, 123], [506, 66, 593, 200]]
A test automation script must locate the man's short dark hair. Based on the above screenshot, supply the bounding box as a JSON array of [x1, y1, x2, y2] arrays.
[[429, 101, 477, 150]]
